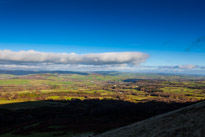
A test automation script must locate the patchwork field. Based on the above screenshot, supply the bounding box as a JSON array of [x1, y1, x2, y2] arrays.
[[0, 71, 205, 136]]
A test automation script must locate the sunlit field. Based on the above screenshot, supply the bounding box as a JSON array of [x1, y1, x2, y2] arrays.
[[0, 72, 205, 107]]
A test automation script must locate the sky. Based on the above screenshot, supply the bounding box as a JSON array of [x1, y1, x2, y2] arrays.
[[0, 0, 205, 74]]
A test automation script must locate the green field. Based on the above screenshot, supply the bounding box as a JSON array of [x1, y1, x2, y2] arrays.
[[0, 73, 205, 107]]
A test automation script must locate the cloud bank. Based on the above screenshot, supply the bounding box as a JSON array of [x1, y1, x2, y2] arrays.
[[138, 65, 205, 75], [159, 64, 198, 70], [0, 50, 149, 69], [0, 49, 204, 74]]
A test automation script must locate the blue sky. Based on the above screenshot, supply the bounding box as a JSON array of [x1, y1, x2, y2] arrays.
[[0, 0, 205, 73]]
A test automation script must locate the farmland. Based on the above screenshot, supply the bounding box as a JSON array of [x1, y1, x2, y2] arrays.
[[0, 72, 205, 105], [0, 71, 205, 136]]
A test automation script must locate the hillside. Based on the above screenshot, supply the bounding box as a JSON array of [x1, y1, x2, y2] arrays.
[[94, 101, 205, 137]]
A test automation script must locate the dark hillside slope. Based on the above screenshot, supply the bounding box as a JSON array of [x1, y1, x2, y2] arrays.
[[94, 101, 205, 137]]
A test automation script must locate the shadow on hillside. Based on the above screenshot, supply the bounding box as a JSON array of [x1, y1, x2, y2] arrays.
[[0, 99, 199, 136], [123, 78, 144, 82]]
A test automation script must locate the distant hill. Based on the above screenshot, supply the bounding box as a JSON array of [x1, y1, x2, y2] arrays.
[[0, 70, 205, 81], [0, 70, 88, 75], [94, 101, 205, 137]]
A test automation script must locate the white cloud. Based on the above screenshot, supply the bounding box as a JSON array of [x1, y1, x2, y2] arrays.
[[176, 64, 197, 69], [0, 50, 149, 70], [158, 64, 198, 70], [135, 65, 205, 74], [1, 49, 203, 74]]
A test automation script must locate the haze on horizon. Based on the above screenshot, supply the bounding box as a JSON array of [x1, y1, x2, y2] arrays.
[[0, 0, 205, 74]]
